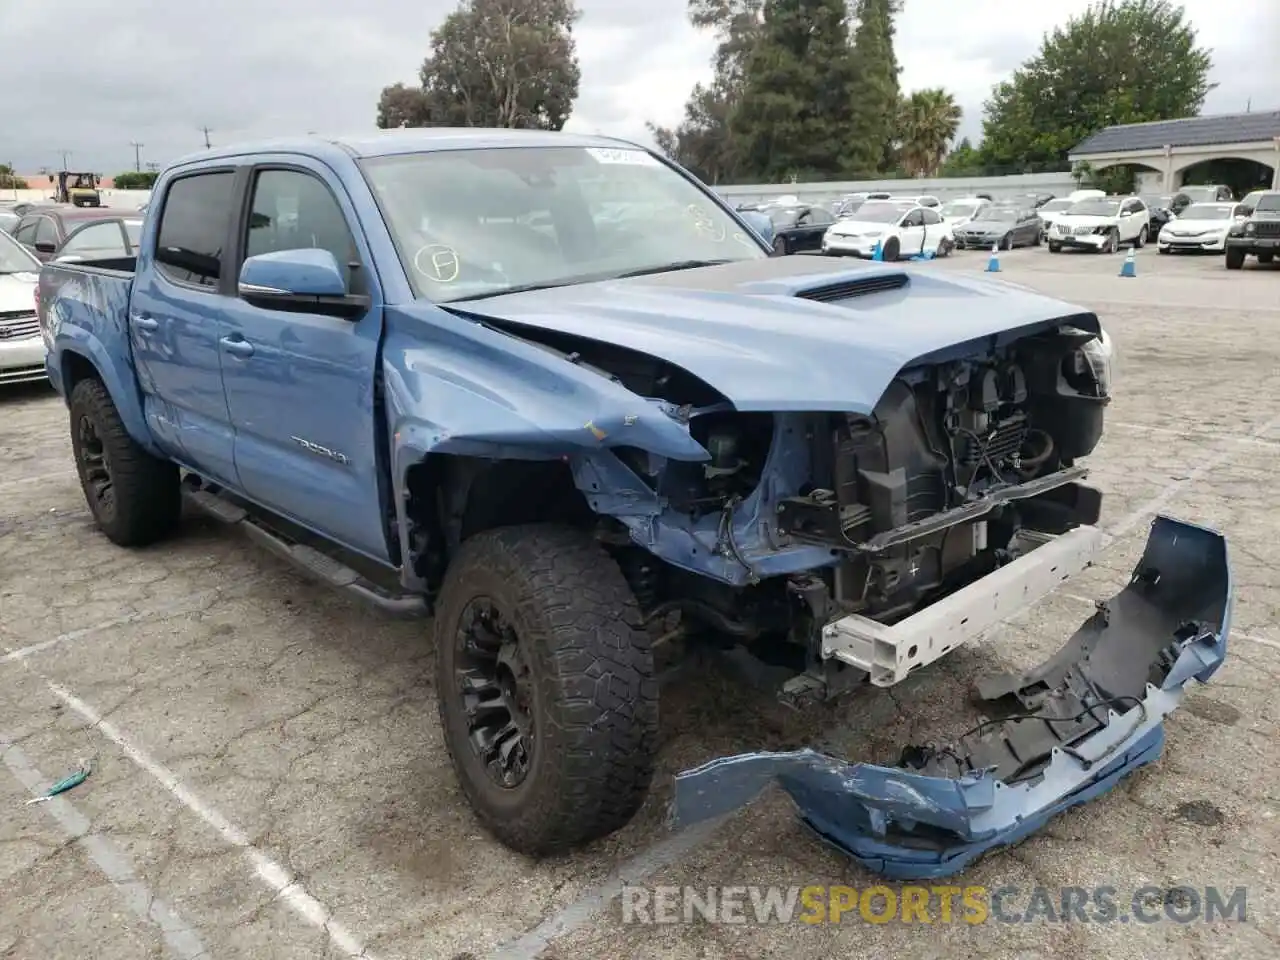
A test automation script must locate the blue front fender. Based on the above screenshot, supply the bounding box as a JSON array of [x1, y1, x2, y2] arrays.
[[672, 514, 1231, 880]]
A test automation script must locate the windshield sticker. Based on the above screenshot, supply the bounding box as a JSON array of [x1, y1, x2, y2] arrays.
[[686, 204, 726, 242], [413, 244, 460, 283], [585, 148, 660, 167]]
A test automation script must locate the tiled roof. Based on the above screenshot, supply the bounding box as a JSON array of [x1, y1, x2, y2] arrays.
[[1071, 111, 1280, 156]]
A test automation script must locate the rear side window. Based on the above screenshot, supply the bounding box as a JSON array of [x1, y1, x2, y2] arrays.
[[922, 208, 942, 225], [154, 172, 236, 288], [14, 219, 37, 243], [61, 221, 128, 257], [34, 218, 58, 245]]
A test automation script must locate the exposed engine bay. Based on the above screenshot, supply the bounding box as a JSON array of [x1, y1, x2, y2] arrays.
[[556, 322, 1112, 671]]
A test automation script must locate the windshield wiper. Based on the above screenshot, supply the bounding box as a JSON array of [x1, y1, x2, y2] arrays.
[[442, 260, 739, 303], [608, 258, 736, 280]]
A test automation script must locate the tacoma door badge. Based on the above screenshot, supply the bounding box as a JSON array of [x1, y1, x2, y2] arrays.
[[291, 436, 351, 465]]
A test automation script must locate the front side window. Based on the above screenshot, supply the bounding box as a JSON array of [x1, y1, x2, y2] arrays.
[[359, 146, 766, 302], [154, 171, 236, 288], [61, 221, 128, 257], [245, 169, 359, 291], [14, 219, 37, 244]]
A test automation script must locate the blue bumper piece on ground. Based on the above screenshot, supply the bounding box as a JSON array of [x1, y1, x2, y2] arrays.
[[671, 515, 1231, 880]]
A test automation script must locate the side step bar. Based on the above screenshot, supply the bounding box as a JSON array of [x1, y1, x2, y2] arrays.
[[182, 479, 427, 618]]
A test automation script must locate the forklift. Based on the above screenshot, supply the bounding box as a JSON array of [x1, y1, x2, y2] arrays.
[[51, 171, 102, 207]]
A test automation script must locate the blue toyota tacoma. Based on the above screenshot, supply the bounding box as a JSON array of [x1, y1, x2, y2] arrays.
[[37, 130, 1231, 878]]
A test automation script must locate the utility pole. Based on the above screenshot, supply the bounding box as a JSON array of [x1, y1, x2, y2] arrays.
[[130, 141, 144, 171], [58, 149, 71, 171], [199, 126, 212, 149]]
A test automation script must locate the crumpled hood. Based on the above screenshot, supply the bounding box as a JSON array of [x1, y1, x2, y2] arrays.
[[442, 257, 1100, 414], [1053, 214, 1119, 229]]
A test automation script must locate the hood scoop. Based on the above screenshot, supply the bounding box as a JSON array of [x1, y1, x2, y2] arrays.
[[793, 270, 909, 304]]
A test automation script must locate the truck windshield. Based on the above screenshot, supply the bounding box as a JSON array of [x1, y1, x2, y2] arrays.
[[359, 146, 767, 302], [0, 231, 40, 274]]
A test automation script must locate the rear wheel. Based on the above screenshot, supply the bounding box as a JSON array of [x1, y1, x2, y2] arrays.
[[1225, 247, 1246, 270], [881, 237, 900, 261], [434, 524, 658, 855], [68, 378, 181, 547]]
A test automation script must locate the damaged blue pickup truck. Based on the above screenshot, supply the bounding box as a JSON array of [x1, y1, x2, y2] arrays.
[[38, 130, 1230, 877]]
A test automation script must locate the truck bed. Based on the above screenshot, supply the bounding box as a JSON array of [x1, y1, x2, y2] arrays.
[[39, 257, 137, 401]]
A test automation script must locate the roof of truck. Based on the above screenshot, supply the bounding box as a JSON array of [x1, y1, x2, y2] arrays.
[[170, 129, 650, 167]]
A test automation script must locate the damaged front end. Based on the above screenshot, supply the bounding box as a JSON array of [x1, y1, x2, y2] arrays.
[[672, 514, 1231, 880]]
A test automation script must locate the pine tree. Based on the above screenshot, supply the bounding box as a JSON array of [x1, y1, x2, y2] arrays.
[[730, 0, 858, 180], [846, 0, 902, 176]]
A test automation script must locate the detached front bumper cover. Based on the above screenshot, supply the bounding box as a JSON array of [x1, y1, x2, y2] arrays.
[[672, 515, 1231, 880]]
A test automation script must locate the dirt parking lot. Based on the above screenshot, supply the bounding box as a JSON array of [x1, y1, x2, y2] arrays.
[[2, 246, 1278, 960]]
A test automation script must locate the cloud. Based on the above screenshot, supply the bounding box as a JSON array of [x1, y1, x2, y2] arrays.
[[0, 0, 1274, 174]]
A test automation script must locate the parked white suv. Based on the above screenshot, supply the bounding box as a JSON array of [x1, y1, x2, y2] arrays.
[[1047, 195, 1150, 254]]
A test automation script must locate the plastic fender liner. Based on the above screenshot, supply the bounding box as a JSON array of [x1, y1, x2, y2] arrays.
[[670, 514, 1231, 880]]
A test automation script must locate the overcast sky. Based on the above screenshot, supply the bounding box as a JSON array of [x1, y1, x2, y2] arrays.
[[3, 0, 1276, 175]]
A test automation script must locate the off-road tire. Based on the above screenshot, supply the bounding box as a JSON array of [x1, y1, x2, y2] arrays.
[[1225, 247, 1246, 270], [68, 378, 181, 547], [434, 524, 658, 856]]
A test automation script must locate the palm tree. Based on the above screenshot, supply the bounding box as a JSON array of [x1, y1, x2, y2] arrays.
[[896, 89, 962, 177]]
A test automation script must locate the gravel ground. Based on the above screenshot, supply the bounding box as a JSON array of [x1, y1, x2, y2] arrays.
[[1, 244, 1277, 960]]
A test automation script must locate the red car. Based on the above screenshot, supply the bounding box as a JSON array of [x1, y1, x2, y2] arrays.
[[10, 206, 126, 262]]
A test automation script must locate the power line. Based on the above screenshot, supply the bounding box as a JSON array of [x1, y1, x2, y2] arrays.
[[199, 126, 212, 149], [58, 149, 71, 170], [130, 141, 144, 172]]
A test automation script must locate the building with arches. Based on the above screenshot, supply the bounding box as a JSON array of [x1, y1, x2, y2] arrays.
[[1068, 111, 1280, 196]]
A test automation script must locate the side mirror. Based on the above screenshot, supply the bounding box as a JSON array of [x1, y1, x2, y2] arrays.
[[34, 241, 55, 253], [739, 210, 775, 246], [238, 248, 368, 319]]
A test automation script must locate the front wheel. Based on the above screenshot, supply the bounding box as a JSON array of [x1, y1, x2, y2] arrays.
[[1225, 247, 1246, 270], [68, 378, 181, 547], [1001, 233, 1014, 251], [1101, 231, 1118, 255], [881, 237, 900, 262], [1048, 242, 1062, 253], [1135, 226, 1148, 249], [434, 524, 658, 856]]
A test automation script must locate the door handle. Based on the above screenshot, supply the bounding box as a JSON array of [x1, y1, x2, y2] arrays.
[[131, 315, 158, 331], [220, 336, 254, 358]]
